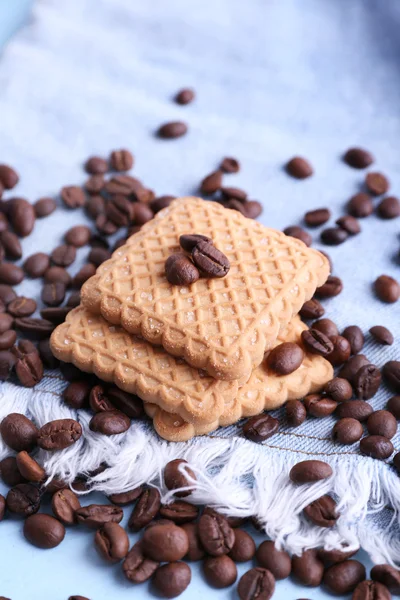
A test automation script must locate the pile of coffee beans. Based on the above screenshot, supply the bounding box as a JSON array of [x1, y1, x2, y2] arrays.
[[165, 234, 230, 285]]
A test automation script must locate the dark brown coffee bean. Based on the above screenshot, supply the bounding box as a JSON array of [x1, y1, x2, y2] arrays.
[[109, 487, 143, 506], [371, 564, 400, 593], [88, 384, 114, 413], [243, 414, 279, 442], [110, 149, 134, 171], [383, 361, 400, 392], [267, 342, 304, 375], [354, 364, 381, 399], [165, 253, 199, 285], [243, 200, 263, 219], [179, 234, 212, 253], [157, 121, 188, 139], [123, 540, 160, 582], [24, 513, 65, 548], [159, 501, 198, 524], [200, 171, 223, 195], [192, 241, 230, 277], [95, 522, 129, 562], [61, 186, 85, 209], [75, 504, 123, 528], [88, 246, 111, 267], [44, 266, 71, 287], [220, 186, 247, 202], [313, 318, 339, 339], [203, 555, 237, 588], [6, 483, 40, 516], [333, 417, 363, 444], [37, 419, 82, 450], [304, 208, 330, 227], [51, 244, 76, 267], [292, 550, 324, 586], [0, 231, 22, 259], [367, 410, 397, 439], [85, 174, 105, 195], [304, 394, 337, 418], [360, 435, 394, 459], [15, 451, 45, 482], [89, 410, 130, 435], [342, 325, 364, 354], [85, 194, 106, 219], [164, 459, 196, 497], [0, 284, 16, 305], [0, 262, 24, 285], [0, 349, 16, 380], [366, 172, 389, 196], [326, 335, 351, 366], [15, 339, 37, 356], [65, 225, 91, 248], [238, 567, 275, 600], [324, 377, 353, 401], [347, 192, 374, 218], [15, 351, 44, 387], [336, 215, 361, 235], [336, 400, 373, 422], [255, 541, 291, 579], [369, 325, 394, 346], [15, 317, 55, 339], [0, 164, 19, 189], [153, 562, 191, 598], [321, 227, 348, 245], [34, 197, 57, 218], [352, 580, 391, 600], [225, 529, 255, 563], [24, 252, 50, 278], [66, 291, 81, 307], [150, 195, 176, 213], [283, 225, 312, 246], [290, 460, 333, 484], [51, 488, 81, 525], [106, 196, 133, 227], [301, 329, 334, 356], [142, 522, 189, 562], [198, 511, 235, 556], [323, 560, 366, 594], [1, 413, 38, 451], [315, 275, 343, 298], [40, 307, 72, 324], [286, 156, 313, 179], [387, 395, 400, 419], [128, 487, 160, 531], [106, 387, 143, 419], [220, 157, 240, 173], [304, 495, 338, 527], [8, 296, 36, 318], [177, 522, 204, 562], [318, 547, 358, 565], [339, 354, 370, 383], [0, 330, 16, 349], [0, 313, 13, 333], [132, 203, 154, 225], [103, 173, 140, 196], [175, 88, 195, 105], [299, 299, 325, 321], [286, 399, 306, 427], [8, 198, 35, 237], [1, 456, 26, 486], [344, 147, 374, 169], [85, 156, 108, 175], [375, 275, 400, 303], [377, 195, 400, 219]]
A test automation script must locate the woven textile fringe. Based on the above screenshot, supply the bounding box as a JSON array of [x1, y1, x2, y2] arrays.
[[1, 383, 400, 567]]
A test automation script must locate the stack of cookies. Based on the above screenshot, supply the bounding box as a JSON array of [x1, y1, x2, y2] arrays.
[[50, 197, 333, 441]]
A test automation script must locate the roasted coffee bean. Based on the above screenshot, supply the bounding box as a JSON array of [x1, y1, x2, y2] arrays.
[[8, 198, 35, 237], [6, 483, 40, 516], [104, 173, 141, 196], [369, 325, 394, 346], [0, 231, 22, 259], [157, 121, 188, 139], [374, 275, 400, 303], [0, 493, 5, 521], [286, 399, 306, 427], [150, 195, 176, 213], [333, 418, 363, 444], [24, 252, 50, 278], [315, 275, 343, 298], [226, 198, 246, 215], [323, 560, 366, 594], [8, 296, 36, 318], [354, 364, 381, 399], [343, 147, 374, 169], [220, 186, 247, 202], [24, 514, 65, 548], [179, 234, 212, 253], [85, 174, 105, 195], [220, 157, 240, 173], [175, 88, 195, 105], [89, 410, 131, 435], [304, 208, 330, 227], [342, 325, 364, 354], [304, 394, 337, 418], [0, 330, 16, 349], [51, 244, 76, 267], [85, 194, 106, 219], [283, 225, 312, 246], [15, 451, 45, 482], [324, 377, 353, 401], [243, 414, 279, 442], [107, 387, 144, 419], [256, 541, 291, 579], [95, 522, 129, 562], [0, 164, 19, 189], [40, 306, 72, 324], [192, 241, 230, 277], [0, 413, 38, 451], [299, 298, 325, 319], [200, 171, 223, 195], [65, 225, 91, 247], [34, 197, 57, 218], [377, 195, 400, 219], [244, 200, 263, 219], [303, 495, 338, 527], [66, 291, 81, 307], [15, 351, 43, 387], [0, 313, 13, 333], [15, 318, 55, 340], [51, 488, 81, 525], [387, 396, 400, 419], [129, 487, 161, 531], [153, 562, 192, 598], [318, 547, 358, 565], [383, 361, 400, 392], [89, 384, 115, 413], [267, 342, 304, 375], [336, 215, 361, 235], [321, 227, 348, 245], [142, 522, 189, 562], [37, 419, 82, 450], [0, 263, 24, 285], [164, 459, 196, 497], [165, 253, 200, 285], [225, 529, 256, 563], [44, 266, 71, 287], [0, 456, 25, 486], [203, 555, 237, 588], [360, 435, 394, 459], [326, 335, 351, 366], [339, 354, 370, 383], [110, 148, 134, 171], [292, 549, 324, 586], [198, 512, 235, 558], [290, 460, 332, 484], [286, 156, 313, 179], [0, 284, 16, 305], [123, 541, 160, 583], [88, 246, 111, 266], [367, 410, 397, 439], [348, 192, 373, 218], [106, 195, 134, 227], [16, 339, 37, 356], [301, 329, 334, 356], [85, 156, 108, 175], [61, 186, 85, 209], [352, 580, 391, 600], [0, 350, 16, 380], [313, 318, 339, 339], [132, 203, 154, 225], [159, 501, 199, 524], [371, 564, 400, 593], [366, 172, 389, 196], [109, 487, 143, 506], [178, 522, 204, 561], [75, 504, 123, 529], [238, 567, 276, 600], [337, 400, 373, 422]]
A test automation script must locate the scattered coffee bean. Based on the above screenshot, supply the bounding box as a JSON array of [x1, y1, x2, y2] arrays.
[[123, 541, 160, 583], [95, 522, 129, 562], [377, 195, 400, 219], [178, 522, 204, 561], [150, 195, 175, 213], [0, 313, 13, 334], [286, 156, 313, 179], [109, 487, 143, 506], [75, 504, 123, 529], [0, 164, 19, 189], [179, 234, 212, 253], [369, 325, 394, 346], [303, 495, 338, 527], [8, 198, 35, 237], [225, 529, 255, 563], [304, 208, 331, 227], [354, 364, 381, 399], [387, 396, 400, 419], [304, 394, 338, 417], [65, 225, 91, 247], [347, 192, 373, 218], [220, 157, 240, 173], [23, 513, 65, 549], [0, 456, 26, 486], [313, 318, 339, 339], [343, 147, 374, 169], [85, 194, 106, 219], [339, 354, 370, 383], [44, 266, 72, 287], [159, 501, 199, 524], [66, 291, 81, 307], [0, 413, 38, 451], [15, 451, 45, 482], [0, 284, 16, 305], [367, 410, 397, 439], [51, 244, 76, 267], [40, 306, 72, 324], [0, 231, 22, 259], [89, 384, 115, 413], [85, 156, 108, 175], [315, 275, 343, 298], [165, 254, 200, 285], [164, 459, 196, 498], [238, 567, 275, 600], [0, 350, 16, 380], [324, 377, 353, 401], [323, 560, 366, 594], [153, 562, 192, 598], [89, 410, 131, 435], [51, 488, 81, 525], [24, 252, 50, 278], [318, 547, 358, 565], [301, 329, 334, 356], [243, 414, 279, 442], [6, 483, 40, 516], [8, 296, 37, 319], [203, 555, 237, 588], [326, 335, 351, 366], [335, 215, 361, 235], [352, 580, 391, 600], [61, 186, 86, 209], [192, 241, 230, 277], [157, 121, 188, 139], [360, 435, 394, 459], [342, 325, 364, 354], [365, 172, 389, 196], [283, 225, 312, 246], [337, 400, 373, 422], [383, 361, 400, 392], [299, 298, 325, 319], [129, 488, 161, 531], [37, 419, 82, 450], [174, 88, 195, 105], [0, 263, 24, 285], [220, 186, 247, 202], [374, 274, 400, 303], [333, 418, 363, 444], [256, 541, 291, 579], [34, 197, 57, 218], [15, 317, 55, 339], [198, 512, 234, 556], [0, 330, 16, 349], [110, 149, 134, 172], [267, 342, 304, 375], [41, 282, 65, 307], [371, 564, 400, 593], [85, 174, 105, 195], [88, 246, 111, 266], [106, 387, 143, 419], [290, 460, 332, 484], [15, 350, 44, 387], [321, 227, 348, 245], [200, 171, 223, 195], [142, 522, 189, 562], [286, 399, 306, 427]]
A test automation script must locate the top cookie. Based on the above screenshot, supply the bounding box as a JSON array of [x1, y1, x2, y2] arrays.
[[81, 197, 330, 381]]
